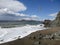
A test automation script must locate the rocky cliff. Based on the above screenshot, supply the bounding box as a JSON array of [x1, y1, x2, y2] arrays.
[[51, 11, 60, 27]]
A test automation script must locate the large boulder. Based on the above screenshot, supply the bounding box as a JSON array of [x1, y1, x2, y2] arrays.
[[43, 20, 51, 27]]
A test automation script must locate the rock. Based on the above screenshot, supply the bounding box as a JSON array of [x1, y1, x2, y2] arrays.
[[43, 20, 51, 27], [33, 41, 41, 45]]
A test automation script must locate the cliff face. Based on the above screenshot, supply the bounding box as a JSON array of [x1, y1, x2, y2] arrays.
[[51, 11, 60, 27], [43, 11, 60, 27]]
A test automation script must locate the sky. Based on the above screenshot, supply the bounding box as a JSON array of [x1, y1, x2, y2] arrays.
[[0, 0, 60, 21]]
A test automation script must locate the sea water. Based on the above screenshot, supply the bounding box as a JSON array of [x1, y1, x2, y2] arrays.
[[0, 23, 46, 44]]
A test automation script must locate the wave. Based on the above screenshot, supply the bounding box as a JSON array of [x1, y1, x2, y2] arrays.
[[0, 24, 46, 44]]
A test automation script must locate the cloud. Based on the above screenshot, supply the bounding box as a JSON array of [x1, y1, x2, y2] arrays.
[[0, 8, 40, 20], [49, 12, 58, 20], [22, 18, 31, 20], [30, 15, 40, 20], [0, 8, 28, 20], [49, 12, 58, 17], [0, 0, 27, 12], [31, 15, 38, 18], [0, 0, 40, 21]]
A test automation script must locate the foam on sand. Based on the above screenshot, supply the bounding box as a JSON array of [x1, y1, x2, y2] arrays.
[[0, 24, 46, 44]]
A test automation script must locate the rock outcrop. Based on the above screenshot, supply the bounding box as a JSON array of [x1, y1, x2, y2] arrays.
[[43, 20, 51, 27]]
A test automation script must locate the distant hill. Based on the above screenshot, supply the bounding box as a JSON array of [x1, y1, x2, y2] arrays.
[[0, 20, 41, 22], [0, 20, 42, 26]]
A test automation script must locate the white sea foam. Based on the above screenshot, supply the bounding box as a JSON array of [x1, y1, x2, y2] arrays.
[[0, 24, 46, 44]]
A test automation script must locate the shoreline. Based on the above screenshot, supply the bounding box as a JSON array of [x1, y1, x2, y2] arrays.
[[0, 25, 46, 44], [0, 27, 60, 45]]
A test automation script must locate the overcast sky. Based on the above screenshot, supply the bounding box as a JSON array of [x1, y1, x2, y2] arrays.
[[0, 0, 60, 21]]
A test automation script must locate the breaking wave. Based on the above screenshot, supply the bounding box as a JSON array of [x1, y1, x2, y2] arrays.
[[0, 24, 46, 44]]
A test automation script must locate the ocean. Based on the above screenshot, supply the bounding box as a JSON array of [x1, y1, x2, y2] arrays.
[[0, 21, 46, 44], [0, 20, 42, 28]]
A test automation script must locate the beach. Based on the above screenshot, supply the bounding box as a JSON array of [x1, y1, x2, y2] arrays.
[[0, 24, 46, 44], [0, 27, 60, 45]]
